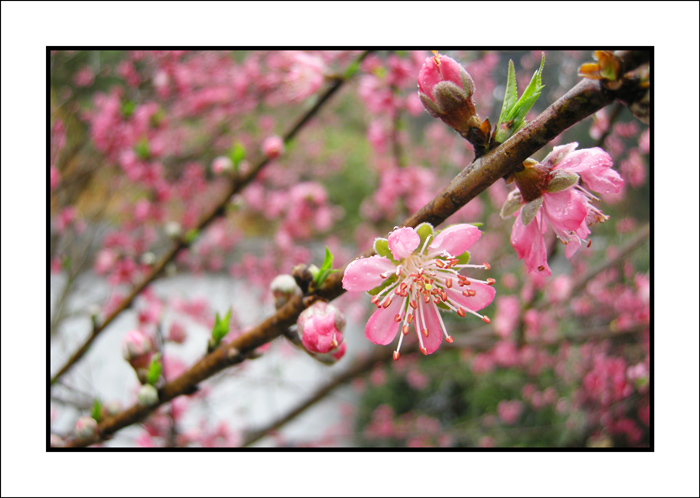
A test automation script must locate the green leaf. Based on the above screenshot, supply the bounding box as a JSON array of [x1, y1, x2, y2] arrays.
[[91, 399, 103, 423], [146, 353, 162, 386], [496, 60, 518, 133], [343, 60, 361, 79], [121, 100, 136, 118], [320, 246, 334, 272], [134, 139, 150, 160], [315, 248, 337, 288], [211, 308, 232, 342], [229, 142, 246, 167], [494, 54, 546, 143], [184, 229, 199, 244]]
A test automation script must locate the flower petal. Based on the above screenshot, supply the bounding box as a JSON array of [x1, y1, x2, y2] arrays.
[[447, 280, 496, 312], [542, 190, 588, 232], [365, 299, 402, 345], [342, 256, 396, 292], [388, 227, 420, 260], [427, 224, 481, 257], [555, 147, 623, 194], [417, 300, 443, 354], [511, 213, 551, 276]]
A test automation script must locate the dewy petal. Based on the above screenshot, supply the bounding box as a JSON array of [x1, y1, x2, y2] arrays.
[[542, 190, 588, 232], [388, 227, 420, 260], [447, 281, 496, 312], [511, 213, 551, 276], [427, 224, 481, 257], [417, 300, 443, 354], [342, 256, 396, 292], [555, 148, 623, 194], [365, 299, 402, 345]]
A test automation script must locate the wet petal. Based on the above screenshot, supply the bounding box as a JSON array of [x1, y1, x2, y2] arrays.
[[542, 190, 588, 232], [365, 299, 402, 345], [447, 280, 496, 312], [511, 214, 551, 276], [428, 224, 481, 257], [556, 148, 623, 194], [388, 227, 420, 260], [342, 256, 396, 292]]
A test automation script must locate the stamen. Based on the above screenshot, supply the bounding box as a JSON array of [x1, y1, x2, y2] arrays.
[[445, 279, 452, 288], [483, 262, 491, 270], [538, 265, 546, 272], [420, 347, 428, 355], [410, 300, 417, 309], [407, 313, 414, 324], [445, 336, 454, 343], [486, 278, 496, 285], [422, 328, 429, 337], [482, 315, 491, 324], [393, 351, 400, 361], [434, 259, 445, 268], [457, 308, 466, 317], [402, 324, 409, 335], [382, 297, 392, 308], [394, 313, 402, 322]]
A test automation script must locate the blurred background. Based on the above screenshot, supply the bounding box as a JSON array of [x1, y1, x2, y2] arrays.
[[49, 50, 650, 448]]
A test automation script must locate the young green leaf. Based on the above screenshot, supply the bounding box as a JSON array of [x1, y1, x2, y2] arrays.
[[496, 60, 518, 133], [146, 353, 162, 386], [229, 142, 246, 167], [211, 308, 232, 342], [91, 399, 103, 423]]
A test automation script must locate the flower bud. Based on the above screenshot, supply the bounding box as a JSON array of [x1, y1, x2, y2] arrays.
[[418, 53, 480, 135], [164, 221, 182, 239], [297, 301, 345, 354], [270, 274, 302, 309], [122, 329, 155, 382], [212, 156, 233, 175], [74, 416, 98, 439], [311, 341, 347, 365], [103, 400, 123, 417], [137, 384, 159, 406], [261, 136, 284, 159]]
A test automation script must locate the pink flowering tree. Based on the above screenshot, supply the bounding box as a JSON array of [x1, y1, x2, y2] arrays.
[[50, 49, 650, 448]]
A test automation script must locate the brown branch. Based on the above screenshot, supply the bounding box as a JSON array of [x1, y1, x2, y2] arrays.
[[50, 51, 373, 385], [62, 50, 649, 447]]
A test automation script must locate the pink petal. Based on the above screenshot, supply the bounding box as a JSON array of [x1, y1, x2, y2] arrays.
[[555, 148, 623, 194], [365, 299, 402, 345], [342, 256, 396, 292], [511, 213, 551, 276], [428, 224, 481, 257], [447, 280, 496, 312], [416, 300, 443, 354], [541, 142, 578, 170], [542, 190, 588, 233], [388, 227, 420, 260]]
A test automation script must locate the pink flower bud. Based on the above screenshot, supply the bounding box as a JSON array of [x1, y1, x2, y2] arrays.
[[137, 384, 159, 406], [121, 329, 155, 375], [261, 136, 284, 159], [418, 53, 479, 134], [297, 301, 345, 354], [74, 416, 98, 439]]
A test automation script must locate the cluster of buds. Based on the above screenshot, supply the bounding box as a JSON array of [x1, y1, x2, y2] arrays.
[[296, 301, 347, 362], [121, 329, 155, 384], [418, 53, 491, 153]]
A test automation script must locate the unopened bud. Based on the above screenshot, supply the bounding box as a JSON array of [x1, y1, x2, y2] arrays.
[[164, 221, 182, 239], [137, 384, 159, 407], [270, 274, 302, 309], [297, 301, 346, 354], [103, 400, 122, 417], [261, 136, 285, 159], [418, 53, 480, 135], [74, 416, 98, 439]]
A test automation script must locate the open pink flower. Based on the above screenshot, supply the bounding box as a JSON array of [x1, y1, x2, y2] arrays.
[[342, 223, 495, 360], [502, 143, 623, 275]]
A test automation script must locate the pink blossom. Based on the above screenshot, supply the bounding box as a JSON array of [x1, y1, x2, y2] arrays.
[[494, 295, 520, 339], [296, 301, 346, 354], [342, 223, 495, 359], [503, 143, 623, 275], [121, 329, 154, 372], [211, 156, 233, 174], [261, 135, 284, 159], [498, 400, 524, 425]]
